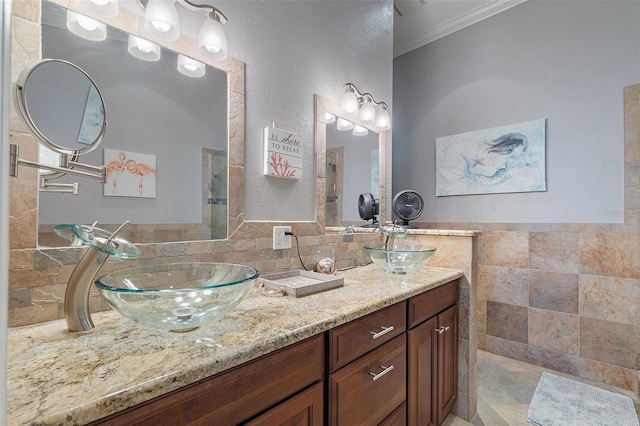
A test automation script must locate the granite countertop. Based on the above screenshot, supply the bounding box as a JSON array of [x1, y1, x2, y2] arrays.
[[7, 264, 463, 426]]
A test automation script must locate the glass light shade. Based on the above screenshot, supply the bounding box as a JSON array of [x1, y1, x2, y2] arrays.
[[353, 124, 368, 136], [340, 89, 358, 115], [336, 117, 353, 131], [375, 106, 391, 131], [66, 10, 107, 41], [128, 35, 161, 62], [359, 99, 376, 124], [178, 55, 205, 78], [324, 111, 336, 124], [77, 0, 119, 17], [144, 0, 180, 41], [198, 17, 227, 61]]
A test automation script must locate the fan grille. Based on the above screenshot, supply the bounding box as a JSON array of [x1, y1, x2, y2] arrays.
[[392, 190, 424, 225]]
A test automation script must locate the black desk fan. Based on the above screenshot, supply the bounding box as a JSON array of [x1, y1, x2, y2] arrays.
[[392, 190, 424, 228], [357, 193, 379, 228]]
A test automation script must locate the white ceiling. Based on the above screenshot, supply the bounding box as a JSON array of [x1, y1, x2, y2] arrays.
[[393, 0, 528, 57]]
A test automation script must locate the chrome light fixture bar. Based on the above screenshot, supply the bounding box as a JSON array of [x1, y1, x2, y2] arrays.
[[339, 83, 391, 131]]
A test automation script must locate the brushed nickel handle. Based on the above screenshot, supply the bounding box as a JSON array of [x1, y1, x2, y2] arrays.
[[435, 326, 450, 334], [370, 365, 394, 381], [369, 325, 394, 339]]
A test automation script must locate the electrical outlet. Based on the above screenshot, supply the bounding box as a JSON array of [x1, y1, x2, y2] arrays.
[[273, 226, 292, 250]]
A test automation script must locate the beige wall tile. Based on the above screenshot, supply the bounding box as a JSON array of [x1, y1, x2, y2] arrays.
[[529, 232, 580, 274], [528, 308, 579, 355], [580, 274, 640, 326], [8, 303, 59, 327], [481, 232, 528, 268], [528, 270, 578, 314], [478, 265, 528, 307], [580, 233, 640, 278]]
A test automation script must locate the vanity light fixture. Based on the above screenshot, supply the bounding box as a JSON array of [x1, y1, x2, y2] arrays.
[[66, 10, 107, 41], [339, 83, 391, 131], [336, 117, 354, 131], [177, 54, 205, 77], [77, 0, 229, 61], [77, 0, 119, 17], [128, 35, 161, 62], [359, 95, 376, 124], [352, 124, 369, 136]]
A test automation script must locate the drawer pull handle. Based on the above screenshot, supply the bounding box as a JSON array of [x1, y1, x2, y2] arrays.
[[369, 325, 394, 339], [370, 365, 394, 381], [435, 326, 450, 334]]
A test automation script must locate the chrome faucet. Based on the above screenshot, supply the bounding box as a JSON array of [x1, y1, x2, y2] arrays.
[[64, 221, 140, 332]]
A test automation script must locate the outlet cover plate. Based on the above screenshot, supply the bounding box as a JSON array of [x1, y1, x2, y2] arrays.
[[273, 226, 292, 250]]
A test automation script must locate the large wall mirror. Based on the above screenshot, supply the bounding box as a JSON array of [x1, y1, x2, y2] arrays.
[[315, 95, 389, 230], [31, 0, 239, 247]]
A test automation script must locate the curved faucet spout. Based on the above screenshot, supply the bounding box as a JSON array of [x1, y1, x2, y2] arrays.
[[62, 222, 140, 332], [65, 248, 111, 332]]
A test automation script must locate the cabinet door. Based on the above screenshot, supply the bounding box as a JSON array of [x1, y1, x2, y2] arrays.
[[245, 382, 323, 426], [329, 334, 407, 426], [435, 305, 458, 425], [407, 316, 438, 426]]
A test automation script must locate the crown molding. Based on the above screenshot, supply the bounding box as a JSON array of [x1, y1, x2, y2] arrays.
[[394, 0, 528, 57]]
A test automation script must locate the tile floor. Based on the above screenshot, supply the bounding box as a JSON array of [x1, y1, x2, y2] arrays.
[[444, 350, 640, 426]]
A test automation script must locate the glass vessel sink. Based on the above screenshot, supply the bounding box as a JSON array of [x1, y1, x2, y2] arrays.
[[95, 263, 259, 332], [364, 243, 437, 274]]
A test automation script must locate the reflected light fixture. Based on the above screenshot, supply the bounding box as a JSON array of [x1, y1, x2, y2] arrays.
[[352, 124, 368, 136], [77, 0, 119, 17], [78, 0, 229, 61], [128, 35, 161, 61], [339, 83, 391, 131], [177, 54, 205, 77], [336, 117, 354, 131], [324, 111, 336, 124], [67, 10, 107, 41]]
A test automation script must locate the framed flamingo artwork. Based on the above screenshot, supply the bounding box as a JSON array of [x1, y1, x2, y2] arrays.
[[104, 148, 157, 198]]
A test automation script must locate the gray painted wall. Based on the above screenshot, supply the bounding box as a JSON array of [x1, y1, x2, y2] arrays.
[[393, 0, 640, 223], [219, 1, 393, 222]]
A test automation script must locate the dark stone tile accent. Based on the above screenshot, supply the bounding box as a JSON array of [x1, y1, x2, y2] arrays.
[[486, 301, 528, 343], [528, 270, 579, 314], [580, 317, 640, 370]]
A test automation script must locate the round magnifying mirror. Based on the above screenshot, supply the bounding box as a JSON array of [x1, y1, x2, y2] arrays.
[[14, 58, 107, 156]]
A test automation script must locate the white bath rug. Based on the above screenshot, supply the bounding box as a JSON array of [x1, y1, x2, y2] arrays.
[[527, 372, 639, 426]]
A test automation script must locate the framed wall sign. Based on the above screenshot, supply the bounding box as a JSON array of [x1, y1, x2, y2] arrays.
[[264, 126, 302, 180]]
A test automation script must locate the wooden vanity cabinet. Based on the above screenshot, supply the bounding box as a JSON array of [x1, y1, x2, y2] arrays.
[[407, 280, 459, 426], [92, 335, 324, 426], [90, 278, 460, 426]]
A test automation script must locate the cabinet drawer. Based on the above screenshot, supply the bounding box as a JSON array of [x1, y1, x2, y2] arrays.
[[329, 334, 407, 426], [329, 302, 406, 372], [408, 279, 459, 329], [245, 381, 324, 426], [93, 335, 324, 426], [379, 402, 407, 426]]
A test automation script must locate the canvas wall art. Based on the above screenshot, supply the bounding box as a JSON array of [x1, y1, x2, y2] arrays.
[[435, 119, 546, 196], [77, 85, 104, 145], [104, 149, 156, 198]]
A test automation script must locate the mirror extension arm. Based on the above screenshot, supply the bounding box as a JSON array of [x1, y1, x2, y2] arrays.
[[9, 144, 106, 182]]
